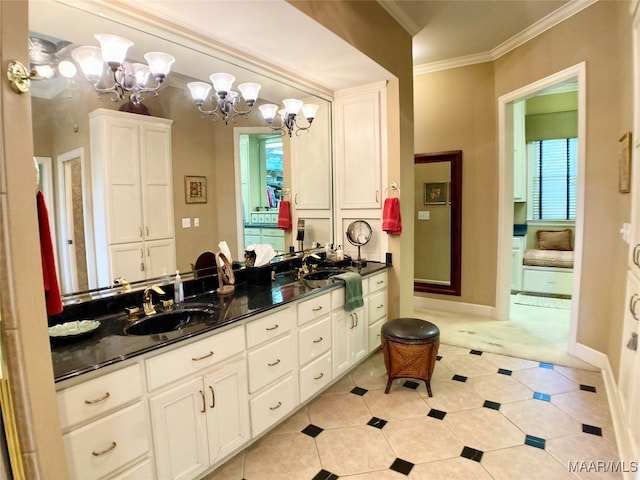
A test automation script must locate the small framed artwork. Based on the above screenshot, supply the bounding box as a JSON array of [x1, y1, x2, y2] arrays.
[[619, 132, 632, 193], [185, 175, 207, 204], [424, 182, 448, 205]]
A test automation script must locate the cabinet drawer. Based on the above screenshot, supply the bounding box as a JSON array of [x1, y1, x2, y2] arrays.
[[298, 292, 331, 326], [368, 271, 387, 294], [244, 227, 261, 235], [63, 402, 150, 480], [57, 364, 142, 430], [111, 459, 154, 480], [298, 317, 331, 365], [248, 334, 294, 393], [368, 290, 387, 324], [249, 374, 296, 437], [369, 319, 384, 352], [246, 307, 293, 348], [146, 326, 245, 391], [523, 267, 573, 296], [299, 352, 332, 403]]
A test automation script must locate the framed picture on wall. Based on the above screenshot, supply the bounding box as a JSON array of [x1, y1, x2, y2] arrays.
[[185, 175, 207, 204], [619, 132, 632, 193], [424, 182, 448, 205]]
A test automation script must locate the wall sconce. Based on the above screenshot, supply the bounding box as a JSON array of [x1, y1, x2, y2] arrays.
[[259, 99, 319, 137], [71, 33, 175, 105], [187, 73, 261, 125]]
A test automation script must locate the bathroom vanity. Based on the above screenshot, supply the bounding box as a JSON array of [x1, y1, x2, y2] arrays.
[[51, 264, 388, 480]]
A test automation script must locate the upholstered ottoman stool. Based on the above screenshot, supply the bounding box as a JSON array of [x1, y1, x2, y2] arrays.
[[381, 318, 440, 396]]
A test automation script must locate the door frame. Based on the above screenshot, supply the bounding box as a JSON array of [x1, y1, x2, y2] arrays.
[[496, 62, 586, 357]]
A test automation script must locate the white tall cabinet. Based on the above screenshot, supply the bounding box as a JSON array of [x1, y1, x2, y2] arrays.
[[334, 81, 387, 261], [90, 109, 175, 285], [618, 3, 640, 471]]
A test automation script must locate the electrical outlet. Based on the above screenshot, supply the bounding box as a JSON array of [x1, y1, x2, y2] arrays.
[[418, 211, 430, 220], [182, 218, 191, 228]]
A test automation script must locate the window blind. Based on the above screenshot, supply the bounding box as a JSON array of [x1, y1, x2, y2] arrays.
[[531, 138, 577, 220]]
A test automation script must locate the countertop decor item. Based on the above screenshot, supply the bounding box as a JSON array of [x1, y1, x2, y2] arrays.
[[346, 220, 372, 267], [49, 320, 100, 340]]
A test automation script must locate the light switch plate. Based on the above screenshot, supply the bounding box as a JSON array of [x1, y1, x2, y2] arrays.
[[418, 211, 430, 220], [194, 217, 200, 227], [182, 218, 191, 228]]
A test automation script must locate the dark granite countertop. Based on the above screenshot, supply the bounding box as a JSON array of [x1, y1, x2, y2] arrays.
[[50, 262, 388, 384]]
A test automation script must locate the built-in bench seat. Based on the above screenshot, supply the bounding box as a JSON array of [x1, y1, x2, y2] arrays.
[[521, 229, 574, 297]]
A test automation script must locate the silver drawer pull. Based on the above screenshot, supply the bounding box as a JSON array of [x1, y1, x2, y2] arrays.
[[312, 306, 323, 312], [269, 401, 282, 411], [314, 372, 324, 380], [84, 392, 110, 405], [92, 441, 117, 457], [192, 351, 214, 361], [313, 336, 323, 343], [266, 324, 279, 331], [268, 358, 281, 367]]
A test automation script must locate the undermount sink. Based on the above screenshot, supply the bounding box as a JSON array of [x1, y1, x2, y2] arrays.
[[302, 269, 349, 288], [124, 305, 218, 336]]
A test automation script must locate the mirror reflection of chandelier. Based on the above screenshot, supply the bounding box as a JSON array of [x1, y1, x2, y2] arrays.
[[187, 73, 261, 125], [188, 73, 319, 136], [259, 100, 319, 137], [72, 33, 175, 106]]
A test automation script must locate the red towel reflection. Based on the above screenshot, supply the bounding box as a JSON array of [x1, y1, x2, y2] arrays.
[[278, 200, 292, 231], [37, 191, 63, 315], [382, 197, 402, 235]]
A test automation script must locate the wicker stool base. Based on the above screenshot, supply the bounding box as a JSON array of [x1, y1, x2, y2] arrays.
[[381, 335, 439, 396]]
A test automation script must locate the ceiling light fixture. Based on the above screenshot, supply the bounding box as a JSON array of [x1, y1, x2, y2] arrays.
[[259, 99, 319, 137], [72, 33, 175, 105], [187, 73, 261, 125]]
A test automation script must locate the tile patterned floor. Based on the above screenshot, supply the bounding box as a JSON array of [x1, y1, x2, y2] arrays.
[[204, 345, 622, 480]]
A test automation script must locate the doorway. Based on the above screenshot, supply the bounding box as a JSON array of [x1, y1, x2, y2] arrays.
[[497, 63, 586, 357]]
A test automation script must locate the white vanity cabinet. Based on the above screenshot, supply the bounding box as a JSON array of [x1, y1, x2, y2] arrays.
[[56, 364, 153, 480], [366, 271, 388, 351], [246, 306, 298, 437], [147, 326, 249, 480], [90, 108, 175, 286], [511, 236, 526, 291]]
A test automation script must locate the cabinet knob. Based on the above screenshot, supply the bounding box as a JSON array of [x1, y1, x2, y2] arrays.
[[627, 332, 638, 351]]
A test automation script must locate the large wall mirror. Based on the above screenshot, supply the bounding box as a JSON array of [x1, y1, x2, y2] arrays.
[[29, 1, 333, 297], [414, 151, 462, 296]]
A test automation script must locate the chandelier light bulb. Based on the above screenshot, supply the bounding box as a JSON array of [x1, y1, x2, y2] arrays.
[[301, 103, 319, 121], [210, 72, 235, 95], [58, 60, 77, 79], [259, 104, 279, 122], [237, 82, 261, 104], [188, 81, 212, 105], [132, 63, 151, 88], [144, 52, 175, 78], [282, 98, 303, 116], [94, 33, 133, 70], [71, 45, 104, 81]]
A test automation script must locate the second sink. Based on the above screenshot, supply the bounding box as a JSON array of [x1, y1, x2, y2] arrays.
[[124, 305, 218, 336]]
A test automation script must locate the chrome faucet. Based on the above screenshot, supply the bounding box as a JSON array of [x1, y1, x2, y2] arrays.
[[142, 285, 165, 316], [299, 251, 320, 277]]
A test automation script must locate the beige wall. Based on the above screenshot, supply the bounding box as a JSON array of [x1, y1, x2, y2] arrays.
[[413, 1, 633, 374], [414, 62, 498, 306]]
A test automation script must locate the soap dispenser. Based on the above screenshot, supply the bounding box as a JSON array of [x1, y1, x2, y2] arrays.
[[174, 270, 184, 303]]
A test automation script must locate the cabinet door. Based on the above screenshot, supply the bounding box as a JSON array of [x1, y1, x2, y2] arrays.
[[140, 123, 174, 240], [204, 357, 250, 465], [150, 377, 209, 480], [145, 238, 176, 279], [513, 99, 526, 202], [110, 243, 146, 283], [335, 85, 384, 209], [332, 307, 366, 377], [103, 120, 143, 245], [291, 99, 331, 210]]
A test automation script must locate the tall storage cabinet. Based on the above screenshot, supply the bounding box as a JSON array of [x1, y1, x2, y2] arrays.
[[334, 81, 387, 262], [90, 108, 175, 285]]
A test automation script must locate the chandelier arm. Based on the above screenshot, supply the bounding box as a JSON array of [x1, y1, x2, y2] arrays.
[[230, 98, 253, 116], [197, 103, 221, 117]]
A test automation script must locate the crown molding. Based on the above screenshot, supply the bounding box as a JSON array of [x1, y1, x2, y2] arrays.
[[414, 0, 598, 76], [377, 0, 423, 36]]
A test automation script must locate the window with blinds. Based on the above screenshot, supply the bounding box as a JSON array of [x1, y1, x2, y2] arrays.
[[531, 138, 577, 220]]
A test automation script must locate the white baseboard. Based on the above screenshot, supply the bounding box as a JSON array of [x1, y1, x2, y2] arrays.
[[413, 296, 496, 318]]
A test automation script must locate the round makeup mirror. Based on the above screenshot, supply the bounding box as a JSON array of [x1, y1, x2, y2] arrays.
[[346, 220, 372, 266]]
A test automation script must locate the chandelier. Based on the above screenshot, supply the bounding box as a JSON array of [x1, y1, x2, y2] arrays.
[[71, 34, 175, 105], [259, 99, 319, 137], [187, 73, 261, 125]]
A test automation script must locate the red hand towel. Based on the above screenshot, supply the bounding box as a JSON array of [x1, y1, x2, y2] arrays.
[[37, 191, 63, 315], [382, 197, 402, 235], [277, 200, 292, 231]]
